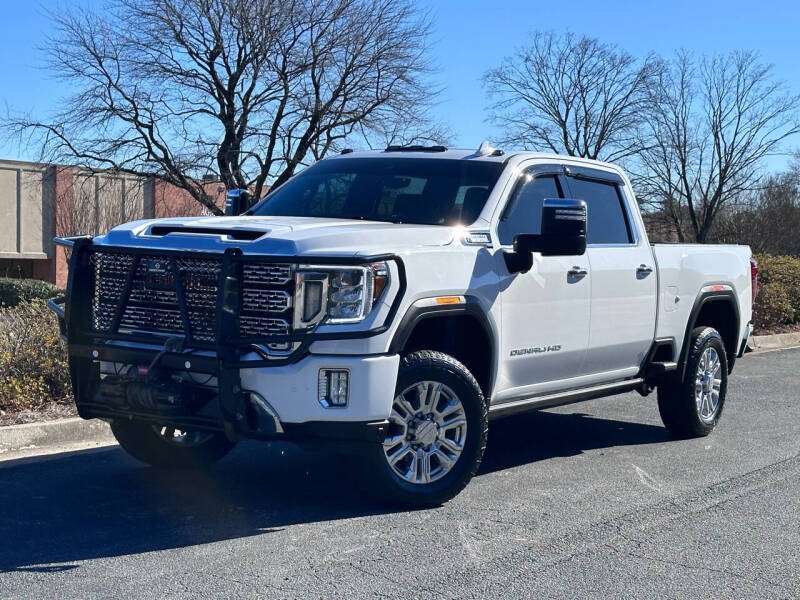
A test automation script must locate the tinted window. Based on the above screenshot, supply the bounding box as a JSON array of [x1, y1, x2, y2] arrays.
[[566, 178, 632, 245], [250, 158, 504, 226], [498, 174, 561, 245]]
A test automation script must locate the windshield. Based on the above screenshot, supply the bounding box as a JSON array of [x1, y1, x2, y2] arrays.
[[250, 157, 504, 225]]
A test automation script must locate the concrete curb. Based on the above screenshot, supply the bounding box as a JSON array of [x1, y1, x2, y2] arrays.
[[749, 331, 800, 352], [0, 417, 115, 459]]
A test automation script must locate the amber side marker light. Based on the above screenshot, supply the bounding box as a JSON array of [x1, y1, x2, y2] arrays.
[[435, 296, 463, 305]]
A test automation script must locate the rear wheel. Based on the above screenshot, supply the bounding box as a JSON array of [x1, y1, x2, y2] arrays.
[[370, 351, 488, 507], [110, 420, 236, 468], [657, 327, 728, 438]]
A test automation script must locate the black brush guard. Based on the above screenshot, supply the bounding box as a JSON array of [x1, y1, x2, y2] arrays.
[[49, 236, 404, 443]]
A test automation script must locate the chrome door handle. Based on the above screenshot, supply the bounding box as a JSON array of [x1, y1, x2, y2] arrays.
[[568, 266, 588, 277], [637, 264, 653, 275]]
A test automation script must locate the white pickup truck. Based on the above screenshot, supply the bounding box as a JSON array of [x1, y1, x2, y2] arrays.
[[52, 143, 756, 506]]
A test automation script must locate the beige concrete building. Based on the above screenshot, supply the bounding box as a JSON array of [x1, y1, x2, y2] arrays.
[[0, 159, 55, 280], [0, 159, 225, 287]]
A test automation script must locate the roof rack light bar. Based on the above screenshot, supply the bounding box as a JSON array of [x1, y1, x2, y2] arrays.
[[384, 144, 447, 153]]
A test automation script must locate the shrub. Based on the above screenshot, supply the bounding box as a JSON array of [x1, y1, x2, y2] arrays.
[[0, 300, 72, 413], [754, 281, 795, 331], [753, 254, 800, 331], [0, 278, 62, 308]]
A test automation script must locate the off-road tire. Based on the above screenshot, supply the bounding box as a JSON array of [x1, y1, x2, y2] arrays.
[[657, 327, 728, 438], [369, 350, 488, 507], [110, 420, 236, 468]]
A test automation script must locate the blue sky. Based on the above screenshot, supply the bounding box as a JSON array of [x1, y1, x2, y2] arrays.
[[2, 0, 799, 166]]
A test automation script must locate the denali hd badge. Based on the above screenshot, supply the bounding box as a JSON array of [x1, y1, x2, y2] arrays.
[[510, 345, 562, 357]]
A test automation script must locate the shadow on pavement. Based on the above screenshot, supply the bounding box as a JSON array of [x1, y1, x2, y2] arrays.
[[480, 409, 669, 474], [0, 409, 668, 571]]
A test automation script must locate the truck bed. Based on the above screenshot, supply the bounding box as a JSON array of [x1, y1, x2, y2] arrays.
[[652, 244, 752, 360]]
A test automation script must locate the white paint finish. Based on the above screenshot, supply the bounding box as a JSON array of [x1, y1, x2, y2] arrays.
[[652, 243, 752, 360], [584, 245, 657, 374], [495, 253, 590, 393], [267, 242, 503, 361], [106, 215, 455, 257], [240, 353, 400, 423], [664, 286, 679, 313], [86, 149, 754, 412]]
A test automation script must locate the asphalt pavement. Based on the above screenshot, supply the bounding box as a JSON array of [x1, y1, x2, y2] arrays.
[[1, 348, 798, 599]]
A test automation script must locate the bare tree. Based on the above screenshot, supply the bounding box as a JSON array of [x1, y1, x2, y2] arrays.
[[48, 167, 147, 266], [52, 169, 146, 240], [483, 31, 659, 161], [709, 165, 800, 255], [635, 51, 800, 242], [4, 0, 439, 214]]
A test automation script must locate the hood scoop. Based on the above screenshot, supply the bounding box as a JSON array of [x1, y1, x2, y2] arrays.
[[148, 225, 267, 241]]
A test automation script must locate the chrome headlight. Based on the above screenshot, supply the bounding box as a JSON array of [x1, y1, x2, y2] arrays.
[[295, 262, 390, 327]]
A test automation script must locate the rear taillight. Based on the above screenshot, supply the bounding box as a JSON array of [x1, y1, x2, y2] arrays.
[[750, 257, 759, 305]]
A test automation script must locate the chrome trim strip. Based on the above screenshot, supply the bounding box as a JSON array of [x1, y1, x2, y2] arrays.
[[248, 392, 284, 434], [461, 230, 493, 247]]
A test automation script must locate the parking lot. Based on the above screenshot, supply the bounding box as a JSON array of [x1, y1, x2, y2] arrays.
[[1, 347, 798, 599]]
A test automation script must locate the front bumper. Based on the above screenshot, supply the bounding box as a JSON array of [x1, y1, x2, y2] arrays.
[[58, 337, 399, 443], [240, 353, 399, 423], [49, 235, 404, 444]]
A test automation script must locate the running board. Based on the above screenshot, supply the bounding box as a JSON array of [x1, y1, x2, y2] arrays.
[[488, 379, 644, 420]]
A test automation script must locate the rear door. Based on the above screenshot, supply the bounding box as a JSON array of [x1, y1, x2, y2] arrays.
[[563, 169, 657, 378], [494, 166, 592, 400]]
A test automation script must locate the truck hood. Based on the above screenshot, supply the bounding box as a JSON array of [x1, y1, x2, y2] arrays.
[[100, 216, 457, 256]]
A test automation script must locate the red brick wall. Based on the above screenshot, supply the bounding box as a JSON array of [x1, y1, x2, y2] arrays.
[[153, 179, 227, 218], [22, 166, 231, 288], [50, 175, 228, 287], [54, 167, 75, 289]]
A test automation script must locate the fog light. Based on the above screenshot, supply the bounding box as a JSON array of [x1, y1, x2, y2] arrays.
[[318, 369, 349, 407]]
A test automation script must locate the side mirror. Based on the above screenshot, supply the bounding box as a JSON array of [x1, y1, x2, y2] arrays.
[[225, 189, 250, 216], [504, 198, 587, 274]]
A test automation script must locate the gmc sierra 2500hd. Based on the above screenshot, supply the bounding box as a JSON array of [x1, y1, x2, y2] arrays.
[[51, 142, 755, 506]]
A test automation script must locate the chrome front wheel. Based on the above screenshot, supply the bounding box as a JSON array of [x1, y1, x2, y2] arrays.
[[383, 381, 468, 484], [371, 351, 487, 507]]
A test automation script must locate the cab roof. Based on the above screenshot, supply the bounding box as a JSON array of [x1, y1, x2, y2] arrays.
[[324, 147, 511, 162], [322, 146, 624, 173]]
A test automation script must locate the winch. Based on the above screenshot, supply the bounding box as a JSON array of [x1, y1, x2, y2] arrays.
[[96, 365, 213, 415]]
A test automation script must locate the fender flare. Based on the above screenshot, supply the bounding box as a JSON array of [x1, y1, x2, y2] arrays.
[[678, 289, 740, 378], [388, 298, 497, 396]]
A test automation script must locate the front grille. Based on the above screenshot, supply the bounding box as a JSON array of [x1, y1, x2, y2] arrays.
[[90, 251, 294, 345], [242, 263, 292, 285]]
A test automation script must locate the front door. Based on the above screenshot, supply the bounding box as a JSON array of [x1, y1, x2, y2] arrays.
[[494, 168, 591, 402]]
